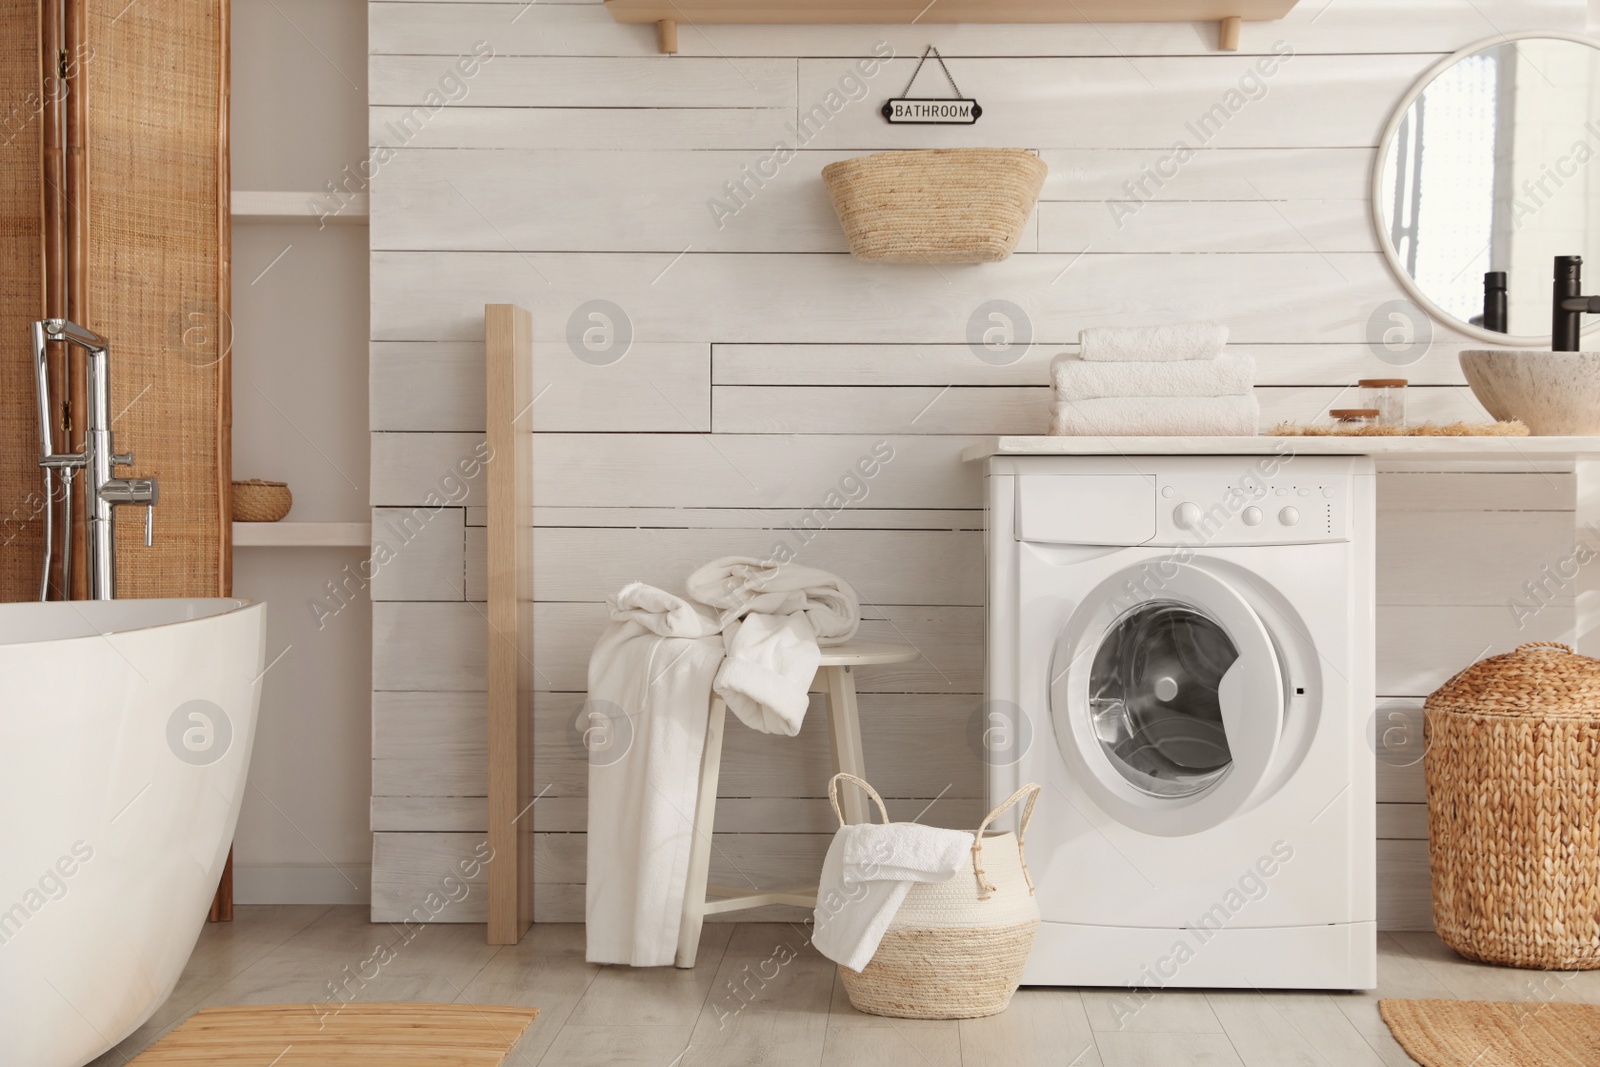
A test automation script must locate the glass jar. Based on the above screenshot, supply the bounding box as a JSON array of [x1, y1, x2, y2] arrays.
[[1329, 408, 1381, 430], [1357, 378, 1408, 427]]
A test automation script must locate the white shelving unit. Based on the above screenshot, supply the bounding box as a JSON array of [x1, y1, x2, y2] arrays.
[[233, 521, 371, 547], [226, 0, 374, 907]]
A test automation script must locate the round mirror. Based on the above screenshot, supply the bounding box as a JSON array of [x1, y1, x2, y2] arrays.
[[1375, 33, 1600, 344]]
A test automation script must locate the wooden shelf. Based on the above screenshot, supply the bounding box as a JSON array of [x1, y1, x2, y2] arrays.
[[233, 521, 371, 547], [231, 191, 368, 224], [604, 0, 1294, 53]]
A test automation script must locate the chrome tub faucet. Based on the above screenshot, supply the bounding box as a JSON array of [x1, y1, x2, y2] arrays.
[[32, 318, 158, 600]]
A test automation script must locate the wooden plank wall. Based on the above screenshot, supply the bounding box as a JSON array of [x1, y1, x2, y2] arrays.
[[367, 0, 1586, 928]]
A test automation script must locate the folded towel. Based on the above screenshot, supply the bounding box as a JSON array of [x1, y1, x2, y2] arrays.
[[1078, 321, 1229, 362], [1051, 352, 1255, 400], [1050, 394, 1260, 436], [812, 822, 974, 972], [685, 557, 859, 646]]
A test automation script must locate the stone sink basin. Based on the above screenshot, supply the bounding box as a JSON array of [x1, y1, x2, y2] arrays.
[[1460, 350, 1600, 435]]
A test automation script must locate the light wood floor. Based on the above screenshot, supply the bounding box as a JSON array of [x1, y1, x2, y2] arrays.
[[87, 907, 1600, 1066]]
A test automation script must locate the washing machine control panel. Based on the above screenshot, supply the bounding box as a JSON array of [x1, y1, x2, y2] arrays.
[[1158, 473, 1348, 544]]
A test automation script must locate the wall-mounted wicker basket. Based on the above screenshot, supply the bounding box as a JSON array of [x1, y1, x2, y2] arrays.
[[232, 479, 292, 523], [1424, 642, 1600, 970], [822, 149, 1047, 264]]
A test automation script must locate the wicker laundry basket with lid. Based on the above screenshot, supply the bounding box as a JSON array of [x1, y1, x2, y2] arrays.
[[829, 773, 1041, 1019], [1424, 641, 1600, 969], [821, 149, 1047, 264]]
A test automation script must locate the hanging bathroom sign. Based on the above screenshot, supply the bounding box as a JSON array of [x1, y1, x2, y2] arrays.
[[882, 46, 981, 125]]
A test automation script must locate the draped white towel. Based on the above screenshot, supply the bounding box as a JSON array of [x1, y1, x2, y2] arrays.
[[686, 556, 860, 644], [585, 583, 724, 967], [587, 561, 864, 965], [1050, 394, 1260, 437], [686, 557, 861, 736], [812, 822, 974, 973], [1051, 352, 1255, 400], [1078, 321, 1229, 362]]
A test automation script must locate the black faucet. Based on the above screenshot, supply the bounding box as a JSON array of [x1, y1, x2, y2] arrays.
[[1553, 255, 1600, 351], [1482, 271, 1507, 333]]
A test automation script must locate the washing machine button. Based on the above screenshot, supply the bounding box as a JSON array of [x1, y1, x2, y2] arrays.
[[1173, 502, 1202, 529], [1161, 485, 1174, 498], [1242, 506, 1263, 526], [1279, 506, 1300, 526], [1297, 487, 1311, 497], [1274, 487, 1289, 497], [1323, 487, 1335, 498]]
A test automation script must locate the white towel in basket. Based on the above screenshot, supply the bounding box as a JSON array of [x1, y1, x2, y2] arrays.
[[812, 822, 974, 972]]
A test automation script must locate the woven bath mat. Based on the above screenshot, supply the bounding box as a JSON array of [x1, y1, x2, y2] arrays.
[[1379, 998, 1600, 1066], [129, 1003, 538, 1066]]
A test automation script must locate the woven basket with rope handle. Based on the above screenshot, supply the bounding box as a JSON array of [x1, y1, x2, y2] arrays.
[[1424, 642, 1600, 969], [829, 773, 1042, 1019]]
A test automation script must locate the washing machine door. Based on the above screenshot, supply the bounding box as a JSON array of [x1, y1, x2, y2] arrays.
[[1050, 561, 1285, 837]]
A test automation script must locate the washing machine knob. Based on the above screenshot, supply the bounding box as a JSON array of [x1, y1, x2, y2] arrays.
[[1173, 502, 1202, 529], [1242, 506, 1263, 526], [1279, 506, 1300, 526]]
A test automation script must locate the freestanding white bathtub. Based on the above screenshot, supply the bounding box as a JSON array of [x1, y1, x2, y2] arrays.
[[0, 598, 265, 1067]]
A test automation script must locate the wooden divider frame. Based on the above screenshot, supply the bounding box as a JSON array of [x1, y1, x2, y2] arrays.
[[486, 304, 534, 944]]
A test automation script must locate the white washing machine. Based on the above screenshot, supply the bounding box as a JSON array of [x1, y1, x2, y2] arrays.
[[984, 453, 1376, 990]]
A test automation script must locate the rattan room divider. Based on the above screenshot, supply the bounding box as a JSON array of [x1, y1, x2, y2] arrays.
[[0, 0, 230, 603]]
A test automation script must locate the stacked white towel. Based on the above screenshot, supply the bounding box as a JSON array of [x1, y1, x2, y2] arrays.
[[1050, 321, 1258, 436]]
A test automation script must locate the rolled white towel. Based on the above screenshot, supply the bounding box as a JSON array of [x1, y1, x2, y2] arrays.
[[1052, 352, 1254, 400], [1050, 394, 1259, 437], [1078, 321, 1228, 362]]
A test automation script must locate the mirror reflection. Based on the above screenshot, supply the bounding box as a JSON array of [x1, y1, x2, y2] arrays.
[[1379, 37, 1600, 338]]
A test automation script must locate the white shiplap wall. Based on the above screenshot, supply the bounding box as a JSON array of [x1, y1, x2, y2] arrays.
[[368, 0, 1587, 927]]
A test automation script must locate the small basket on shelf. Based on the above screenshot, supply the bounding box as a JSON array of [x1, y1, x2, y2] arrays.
[[821, 149, 1047, 264], [232, 479, 292, 522]]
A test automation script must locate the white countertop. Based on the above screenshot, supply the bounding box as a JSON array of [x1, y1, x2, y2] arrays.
[[961, 435, 1600, 462]]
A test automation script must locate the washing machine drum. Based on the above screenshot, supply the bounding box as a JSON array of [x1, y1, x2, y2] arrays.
[[1051, 561, 1287, 837]]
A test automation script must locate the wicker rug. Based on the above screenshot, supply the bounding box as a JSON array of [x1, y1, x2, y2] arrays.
[[128, 1003, 538, 1065], [1379, 998, 1600, 1066]]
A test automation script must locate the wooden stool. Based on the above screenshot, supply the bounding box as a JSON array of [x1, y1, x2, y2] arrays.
[[674, 641, 919, 968]]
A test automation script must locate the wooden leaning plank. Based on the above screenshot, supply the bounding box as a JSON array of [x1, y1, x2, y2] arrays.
[[486, 304, 535, 945]]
